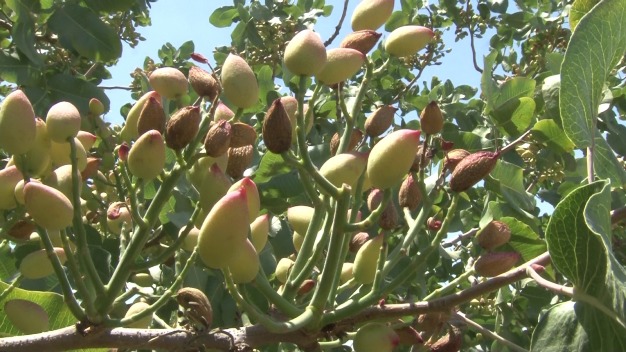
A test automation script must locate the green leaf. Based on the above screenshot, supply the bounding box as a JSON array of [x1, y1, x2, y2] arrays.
[[531, 119, 575, 153], [498, 217, 548, 273], [84, 0, 136, 12], [531, 301, 590, 351], [486, 161, 536, 212], [7, 0, 43, 66], [0, 51, 41, 85], [385, 11, 409, 32], [560, 0, 626, 148], [47, 73, 110, 114], [492, 77, 536, 112], [0, 281, 75, 336], [570, 0, 600, 31], [209, 6, 238, 27], [491, 97, 535, 137], [253, 152, 291, 184], [48, 5, 122, 62], [0, 244, 17, 281], [545, 180, 626, 347], [593, 136, 626, 187], [481, 50, 499, 114]]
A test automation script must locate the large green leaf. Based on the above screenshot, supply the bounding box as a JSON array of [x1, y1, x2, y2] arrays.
[[48, 5, 122, 62], [593, 136, 626, 187], [491, 96, 535, 137], [531, 301, 590, 351], [560, 0, 626, 148], [545, 180, 626, 349], [569, 0, 600, 30], [46, 73, 110, 114], [6, 0, 43, 66], [492, 77, 536, 112], [0, 50, 41, 85], [486, 160, 536, 212], [531, 119, 575, 154]]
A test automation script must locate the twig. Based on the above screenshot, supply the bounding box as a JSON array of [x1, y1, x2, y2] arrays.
[[391, 46, 435, 104], [324, 0, 350, 47], [466, 1, 483, 74], [441, 228, 478, 248], [454, 312, 527, 352], [500, 130, 531, 154], [526, 265, 573, 296], [99, 86, 134, 90]]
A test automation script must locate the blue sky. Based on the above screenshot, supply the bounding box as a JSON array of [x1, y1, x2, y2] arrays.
[[104, 0, 491, 124]]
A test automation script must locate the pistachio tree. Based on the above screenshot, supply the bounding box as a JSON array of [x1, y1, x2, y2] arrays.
[[0, 0, 625, 351]]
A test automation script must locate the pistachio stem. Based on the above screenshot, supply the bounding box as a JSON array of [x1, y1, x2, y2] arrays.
[[58, 229, 98, 318], [117, 162, 148, 230], [0, 274, 23, 302], [423, 268, 475, 301], [253, 267, 303, 318], [454, 312, 527, 352]]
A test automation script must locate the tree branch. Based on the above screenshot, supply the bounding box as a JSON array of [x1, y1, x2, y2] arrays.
[[324, 0, 349, 47]]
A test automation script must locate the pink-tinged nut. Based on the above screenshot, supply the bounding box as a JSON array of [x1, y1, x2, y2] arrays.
[[367, 129, 421, 189], [284, 29, 327, 76], [0, 90, 36, 155], [353, 322, 400, 352], [228, 177, 260, 223], [384, 26, 435, 57], [315, 48, 365, 85], [24, 182, 73, 231], [46, 101, 81, 143], [351, 0, 394, 31], [221, 54, 259, 109], [149, 67, 188, 100], [127, 130, 166, 180], [120, 91, 161, 142]]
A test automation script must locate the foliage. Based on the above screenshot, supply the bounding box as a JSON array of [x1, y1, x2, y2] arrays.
[[0, 0, 625, 351]]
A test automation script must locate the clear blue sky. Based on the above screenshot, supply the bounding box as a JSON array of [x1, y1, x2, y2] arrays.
[[104, 0, 491, 124]]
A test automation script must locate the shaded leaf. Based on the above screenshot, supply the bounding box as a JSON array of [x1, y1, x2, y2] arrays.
[[531, 119, 575, 153], [531, 301, 590, 351], [486, 160, 536, 212], [47, 73, 110, 114]]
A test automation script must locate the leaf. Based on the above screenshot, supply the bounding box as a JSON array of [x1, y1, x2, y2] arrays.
[[0, 281, 75, 336], [492, 77, 536, 112], [570, 0, 600, 31], [531, 301, 590, 351], [48, 5, 122, 62], [531, 119, 575, 153], [593, 136, 626, 187], [0, 47, 41, 85], [498, 217, 550, 275], [491, 97, 535, 137], [47, 73, 110, 114], [253, 152, 291, 184], [481, 50, 499, 114], [560, 0, 626, 148], [7, 0, 43, 67], [545, 180, 626, 347], [0, 244, 17, 281], [486, 160, 536, 213]]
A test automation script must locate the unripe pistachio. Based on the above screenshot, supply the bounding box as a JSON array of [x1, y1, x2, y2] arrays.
[[149, 67, 188, 100], [14, 118, 51, 177], [49, 137, 88, 171], [228, 177, 260, 222], [340, 262, 354, 284], [420, 101, 444, 135], [263, 98, 292, 154], [204, 120, 232, 157], [120, 91, 161, 142], [0, 166, 23, 210], [137, 96, 166, 136], [230, 122, 257, 148], [189, 155, 229, 189], [353, 322, 400, 352], [410, 145, 432, 171], [225, 239, 259, 284], [476, 220, 511, 251], [367, 129, 421, 189], [316, 48, 365, 85], [197, 188, 250, 269], [124, 301, 153, 328], [76, 131, 97, 150], [127, 130, 166, 180], [132, 273, 154, 287], [330, 128, 363, 156], [107, 201, 132, 235], [226, 145, 254, 179], [166, 106, 201, 150], [449, 151, 500, 192], [351, 0, 394, 31], [340, 30, 382, 55], [398, 173, 421, 210], [221, 54, 259, 109], [474, 251, 521, 277], [293, 231, 304, 252], [19, 248, 67, 279], [428, 326, 462, 352], [0, 90, 36, 155], [319, 152, 368, 189], [427, 217, 442, 231], [46, 101, 81, 143], [45, 164, 82, 202], [81, 157, 101, 180], [275, 257, 295, 284], [181, 227, 200, 252], [297, 279, 316, 296], [214, 102, 235, 121], [353, 234, 384, 285], [89, 98, 105, 116], [250, 214, 270, 252], [189, 65, 220, 100], [198, 164, 232, 211], [283, 29, 327, 76], [117, 142, 130, 162], [4, 299, 49, 334], [443, 149, 469, 172], [24, 182, 73, 231], [395, 326, 423, 346], [385, 26, 435, 57], [287, 205, 315, 235], [364, 105, 396, 137]]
